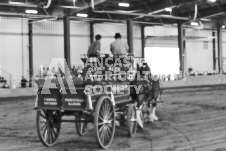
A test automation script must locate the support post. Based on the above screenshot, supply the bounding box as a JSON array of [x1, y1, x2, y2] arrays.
[[141, 25, 145, 58], [63, 15, 71, 75], [183, 29, 186, 73], [217, 24, 223, 73], [90, 22, 94, 44], [28, 20, 33, 87], [212, 31, 216, 70], [177, 21, 184, 75], [127, 19, 133, 54]]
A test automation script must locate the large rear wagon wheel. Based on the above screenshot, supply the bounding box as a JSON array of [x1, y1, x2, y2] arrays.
[[127, 104, 137, 137], [94, 96, 115, 149], [36, 110, 61, 146]]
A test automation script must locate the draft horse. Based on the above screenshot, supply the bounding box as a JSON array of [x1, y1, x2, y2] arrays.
[[130, 63, 162, 129]]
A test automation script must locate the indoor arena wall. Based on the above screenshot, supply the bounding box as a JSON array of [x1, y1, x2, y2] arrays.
[[185, 29, 214, 73], [0, 17, 29, 84]]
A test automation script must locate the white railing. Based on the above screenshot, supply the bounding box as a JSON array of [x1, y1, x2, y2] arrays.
[[0, 69, 20, 88]]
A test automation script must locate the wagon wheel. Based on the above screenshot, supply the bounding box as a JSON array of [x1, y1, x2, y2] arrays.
[[36, 110, 61, 146], [127, 104, 137, 137], [76, 115, 88, 136], [94, 96, 115, 149]]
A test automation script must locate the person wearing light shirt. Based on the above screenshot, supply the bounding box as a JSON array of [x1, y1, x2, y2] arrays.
[[110, 33, 129, 56], [87, 34, 101, 57]]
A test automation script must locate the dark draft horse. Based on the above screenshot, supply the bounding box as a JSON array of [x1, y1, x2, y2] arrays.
[[130, 63, 162, 129]]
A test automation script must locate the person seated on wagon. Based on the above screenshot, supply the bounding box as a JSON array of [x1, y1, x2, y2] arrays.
[[110, 33, 129, 57], [87, 34, 102, 57]]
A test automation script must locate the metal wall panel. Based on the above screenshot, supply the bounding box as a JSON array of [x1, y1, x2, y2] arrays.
[[33, 20, 90, 75], [185, 29, 213, 73], [33, 21, 64, 76], [0, 17, 28, 85], [70, 21, 90, 66]]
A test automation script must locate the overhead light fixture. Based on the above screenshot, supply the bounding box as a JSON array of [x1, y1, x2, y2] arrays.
[[118, 3, 130, 7], [25, 10, 38, 14], [77, 13, 88, 17], [190, 22, 199, 26], [222, 25, 225, 29], [208, 0, 216, 2], [9, 1, 24, 5], [165, 8, 172, 12]]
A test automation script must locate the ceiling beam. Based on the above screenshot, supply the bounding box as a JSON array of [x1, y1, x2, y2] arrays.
[[178, 4, 226, 19], [0, 2, 37, 8], [197, 4, 226, 19], [70, 0, 106, 15], [133, 0, 200, 14]]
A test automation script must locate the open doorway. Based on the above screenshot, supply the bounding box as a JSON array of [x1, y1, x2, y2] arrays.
[[144, 47, 180, 77]]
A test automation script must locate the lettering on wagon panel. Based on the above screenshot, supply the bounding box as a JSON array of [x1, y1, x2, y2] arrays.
[[44, 98, 57, 105], [65, 98, 84, 106]]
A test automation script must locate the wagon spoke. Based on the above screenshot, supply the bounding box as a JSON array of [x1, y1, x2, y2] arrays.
[[108, 110, 113, 119], [106, 127, 110, 140], [50, 129, 54, 143], [52, 127, 57, 138], [101, 102, 106, 117], [100, 108, 104, 119], [40, 120, 47, 124], [107, 122, 113, 128], [99, 128, 105, 144], [104, 99, 108, 116], [43, 125, 48, 141], [105, 100, 109, 116], [41, 122, 48, 131], [98, 125, 104, 134], [98, 122, 104, 126], [99, 116, 104, 121], [43, 110, 48, 118], [40, 113, 46, 119], [47, 127, 51, 144], [101, 128, 106, 145], [42, 123, 48, 135]]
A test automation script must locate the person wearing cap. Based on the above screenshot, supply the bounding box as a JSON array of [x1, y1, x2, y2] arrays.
[[87, 34, 102, 57], [110, 33, 129, 56]]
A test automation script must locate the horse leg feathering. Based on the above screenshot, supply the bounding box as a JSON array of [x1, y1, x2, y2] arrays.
[[149, 101, 158, 121]]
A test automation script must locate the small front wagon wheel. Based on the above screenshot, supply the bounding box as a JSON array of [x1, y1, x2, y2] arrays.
[[76, 116, 88, 136], [94, 96, 115, 149], [36, 110, 61, 146], [127, 104, 137, 137]]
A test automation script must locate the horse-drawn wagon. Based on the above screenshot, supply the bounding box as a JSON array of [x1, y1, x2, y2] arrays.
[[34, 54, 140, 149]]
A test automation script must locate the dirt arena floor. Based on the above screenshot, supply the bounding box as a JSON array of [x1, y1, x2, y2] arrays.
[[1, 86, 226, 151]]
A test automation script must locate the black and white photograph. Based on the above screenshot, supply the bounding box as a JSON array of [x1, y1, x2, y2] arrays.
[[0, 0, 226, 151]]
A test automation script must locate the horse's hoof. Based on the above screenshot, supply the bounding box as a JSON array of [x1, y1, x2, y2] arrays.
[[153, 115, 158, 121]]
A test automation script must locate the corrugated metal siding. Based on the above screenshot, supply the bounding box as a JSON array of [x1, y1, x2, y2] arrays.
[[33, 20, 64, 76], [33, 20, 90, 75], [185, 29, 213, 73], [70, 21, 90, 66], [0, 17, 28, 84]]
